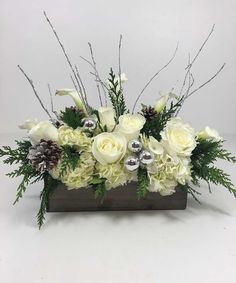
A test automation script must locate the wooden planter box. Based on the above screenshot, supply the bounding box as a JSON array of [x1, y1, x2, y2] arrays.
[[47, 182, 187, 212]]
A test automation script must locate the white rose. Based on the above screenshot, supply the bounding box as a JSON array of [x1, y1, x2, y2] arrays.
[[197, 126, 222, 142], [161, 117, 196, 156], [98, 107, 116, 131], [55, 89, 85, 112], [92, 132, 127, 165], [19, 118, 38, 131], [29, 121, 58, 145], [117, 114, 146, 141]]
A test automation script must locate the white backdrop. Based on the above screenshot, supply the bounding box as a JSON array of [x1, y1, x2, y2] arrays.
[[0, 0, 236, 135]]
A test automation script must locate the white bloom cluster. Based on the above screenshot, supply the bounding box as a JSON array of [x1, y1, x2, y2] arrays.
[[141, 118, 194, 196], [17, 84, 223, 196]]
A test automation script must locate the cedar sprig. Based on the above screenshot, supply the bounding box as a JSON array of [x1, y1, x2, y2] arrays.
[[0, 140, 43, 204], [60, 106, 85, 129], [59, 146, 80, 177], [37, 173, 59, 229], [141, 97, 183, 141], [107, 68, 127, 121], [191, 139, 236, 197], [179, 183, 201, 203], [92, 180, 107, 204], [137, 167, 149, 199]]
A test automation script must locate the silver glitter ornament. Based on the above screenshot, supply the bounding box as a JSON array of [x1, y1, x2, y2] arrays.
[[124, 156, 140, 171], [139, 150, 154, 165], [83, 118, 97, 131], [128, 139, 142, 153]]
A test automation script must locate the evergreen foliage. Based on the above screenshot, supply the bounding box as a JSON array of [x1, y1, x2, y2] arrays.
[[179, 183, 201, 203], [59, 146, 80, 177], [37, 173, 59, 229], [191, 139, 236, 197], [92, 180, 107, 203], [141, 98, 183, 140], [137, 167, 149, 199], [0, 140, 43, 204], [107, 68, 127, 121], [60, 107, 85, 129]]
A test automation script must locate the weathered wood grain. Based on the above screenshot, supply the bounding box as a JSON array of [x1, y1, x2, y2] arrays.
[[47, 182, 187, 212]]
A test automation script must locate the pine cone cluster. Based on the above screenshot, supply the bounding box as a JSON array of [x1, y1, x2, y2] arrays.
[[69, 106, 84, 116], [27, 139, 61, 172], [141, 106, 157, 121]]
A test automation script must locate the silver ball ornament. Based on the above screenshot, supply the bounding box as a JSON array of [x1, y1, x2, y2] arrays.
[[124, 156, 140, 171], [128, 139, 142, 153], [139, 150, 154, 165], [83, 118, 97, 131]]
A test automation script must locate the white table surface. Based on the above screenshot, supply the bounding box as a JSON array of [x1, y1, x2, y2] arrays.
[[0, 133, 236, 283]]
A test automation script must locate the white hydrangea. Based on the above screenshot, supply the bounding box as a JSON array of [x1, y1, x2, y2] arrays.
[[141, 134, 192, 196]]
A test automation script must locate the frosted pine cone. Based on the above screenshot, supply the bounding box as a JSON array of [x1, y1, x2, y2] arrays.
[[141, 106, 157, 120], [27, 139, 61, 172]]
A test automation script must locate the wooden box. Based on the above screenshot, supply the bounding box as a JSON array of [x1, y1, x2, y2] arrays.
[[47, 182, 187, 212]]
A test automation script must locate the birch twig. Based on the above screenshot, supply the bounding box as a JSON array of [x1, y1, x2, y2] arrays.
[[132, 43, 179, 113], [43, 11, 90, 113], [18, 65, 52, 119], [118, 34, 123, 95]]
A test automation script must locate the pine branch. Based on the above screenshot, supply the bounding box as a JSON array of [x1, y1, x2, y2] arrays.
[[59, 146, 80, 178], [137, 167, 149, 199], [60, 107, 85, 129], [191, 139, 236, 167], [37, 173, 59, 229], [179, 183, 201, 203], [93, 181, 107, 203], [141, 97, 183, 140], [0, 140, 43, 204], [107, 68, 127, 121], [191, 139, 236, 197]]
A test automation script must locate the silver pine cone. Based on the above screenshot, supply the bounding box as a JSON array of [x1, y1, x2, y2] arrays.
[[27, 139, 61, 172]]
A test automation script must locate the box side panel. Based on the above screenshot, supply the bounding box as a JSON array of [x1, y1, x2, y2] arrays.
[[47, 183, 187, 212]]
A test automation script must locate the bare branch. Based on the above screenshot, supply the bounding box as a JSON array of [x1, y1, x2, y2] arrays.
[[132, 42, 179, 113], [186, 63, 225, 99], [88, 42, 107, 106], [80, 54, 107, 106], [74, 65, 88, 105], [70, 74, 85, 103], [18, 65, 52, 119], [47, 83, 57, 115], [186, 24, 215, 70], [89, 72, 111, 92], [118, 34, 123, 94], [179, 25, 215, 98], [43, 11, 90, 113], [96, 84, 103, 106]]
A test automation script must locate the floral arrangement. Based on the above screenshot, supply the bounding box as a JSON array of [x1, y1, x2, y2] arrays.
[[1, 13, 235, 228]]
